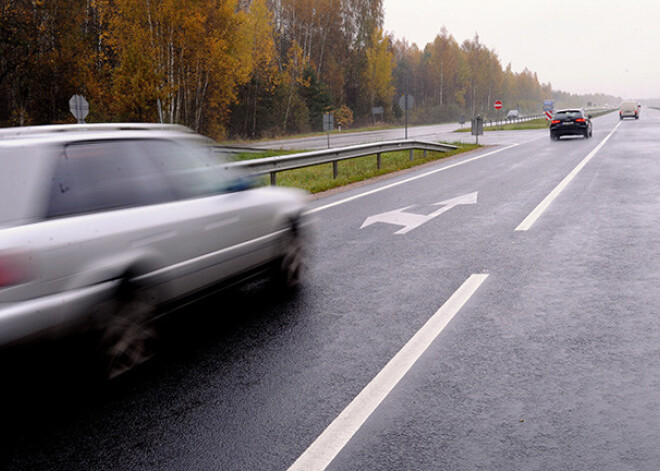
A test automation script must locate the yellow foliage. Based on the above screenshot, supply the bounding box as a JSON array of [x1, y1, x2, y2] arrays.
[[92, 0, 253, 137], [364, 29, 394, 108]]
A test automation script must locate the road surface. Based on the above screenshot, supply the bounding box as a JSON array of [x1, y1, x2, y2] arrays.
[[2, 109, 659, 471]]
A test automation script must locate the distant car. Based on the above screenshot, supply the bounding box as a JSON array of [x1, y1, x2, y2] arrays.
[[549, 109, 593, 140], [0, 124, 310, 378], [619, 100, 639, 119], [507, 110, 520, 119], [619, 100, 641, 119]]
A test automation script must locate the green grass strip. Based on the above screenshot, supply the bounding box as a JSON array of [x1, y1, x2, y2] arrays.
[[239, 144, 479, 194]]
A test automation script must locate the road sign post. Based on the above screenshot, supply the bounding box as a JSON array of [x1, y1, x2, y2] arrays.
[[399, 94, 414, 140], [494, 100, 503, 129], [323, 112, 334, 148]]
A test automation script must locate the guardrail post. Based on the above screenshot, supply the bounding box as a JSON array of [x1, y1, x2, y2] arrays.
[[333, 161, 338, 179], [423, 149, 427, 159], [377, 153, 382, 169], [270, 171, 277, 186], [409, 149, 414, 161]]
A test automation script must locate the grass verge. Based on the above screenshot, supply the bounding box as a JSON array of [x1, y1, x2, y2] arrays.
[[237, 143, 479, 194]]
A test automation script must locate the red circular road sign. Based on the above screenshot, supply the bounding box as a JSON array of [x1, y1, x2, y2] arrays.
[[494, 100, 503, 110]]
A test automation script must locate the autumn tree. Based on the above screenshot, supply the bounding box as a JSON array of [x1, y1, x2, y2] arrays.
[[333, 104, 353, 128], [364, 29, 393, 119], [2, 1, 624, 136], [229, 0, 281, 137], [0, 0, 97, 125], [281, 40, 308, 133], [94, 0, 252, 137]]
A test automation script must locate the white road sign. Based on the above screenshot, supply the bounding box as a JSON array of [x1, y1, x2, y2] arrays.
[[69, 95, 89, 123]]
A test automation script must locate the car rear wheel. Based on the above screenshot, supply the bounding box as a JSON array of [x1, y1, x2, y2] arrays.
[[98, 281, 159, 379]]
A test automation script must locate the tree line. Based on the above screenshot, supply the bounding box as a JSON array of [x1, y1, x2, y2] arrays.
[[0, 0, 620, 139]]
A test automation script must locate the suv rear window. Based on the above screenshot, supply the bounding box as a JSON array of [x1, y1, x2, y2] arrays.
[[554, 111, 583, 120]]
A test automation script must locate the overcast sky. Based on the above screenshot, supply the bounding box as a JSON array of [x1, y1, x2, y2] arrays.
[[383, 0, 660, 99]]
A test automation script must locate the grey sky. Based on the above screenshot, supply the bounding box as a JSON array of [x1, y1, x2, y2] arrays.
[[383, 0, 659, 99]]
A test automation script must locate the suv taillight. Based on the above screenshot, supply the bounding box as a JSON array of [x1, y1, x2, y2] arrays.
[[551, 119, 560, 124], [0, 252, 30, 288], [575, 118, 586, 122]]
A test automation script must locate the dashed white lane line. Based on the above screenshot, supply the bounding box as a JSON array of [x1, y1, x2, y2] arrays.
[[287, 274, 489, 471], [515, 121, 622, 231], [306, 145, 518, 215]]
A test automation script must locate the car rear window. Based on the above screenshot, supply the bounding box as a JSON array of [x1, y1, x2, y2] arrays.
[[554, 111, 583, 120]]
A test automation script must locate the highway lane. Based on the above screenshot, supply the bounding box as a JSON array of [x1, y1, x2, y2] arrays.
[[2, 109, 659, 470]]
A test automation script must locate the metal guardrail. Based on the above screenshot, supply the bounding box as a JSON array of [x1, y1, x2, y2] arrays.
[[481, 113, 545, 128], [222, 139, 458, 185]]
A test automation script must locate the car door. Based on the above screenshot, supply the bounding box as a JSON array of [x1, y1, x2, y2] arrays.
[[139, 139, 275, 295]]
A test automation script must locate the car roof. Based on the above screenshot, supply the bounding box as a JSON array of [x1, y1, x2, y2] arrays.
[[0, 123, 201, 146], [554, 109, 584, 113]]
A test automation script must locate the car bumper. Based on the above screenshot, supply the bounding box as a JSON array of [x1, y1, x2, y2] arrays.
[[0, 281, 118, 347], [550, 124, 589, 136]]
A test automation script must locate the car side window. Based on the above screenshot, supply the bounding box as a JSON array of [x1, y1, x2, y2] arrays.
[[47, 140, 176, 218], [141, 139, 235, 199]]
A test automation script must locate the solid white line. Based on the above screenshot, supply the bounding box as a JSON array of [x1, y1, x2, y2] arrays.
[[306, 145, 519, 215], [515, 122, 622, 231], [287, 273, 489, 471]]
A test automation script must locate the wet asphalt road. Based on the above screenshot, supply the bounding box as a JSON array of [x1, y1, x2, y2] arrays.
[[2, 109, 660, 470]]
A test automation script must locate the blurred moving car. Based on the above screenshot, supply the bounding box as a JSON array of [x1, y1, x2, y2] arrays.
[[0, 124, 309, 377], [506, 110, 519, 119], [619, 100, 639, 120], [549, 109, 593, 140]]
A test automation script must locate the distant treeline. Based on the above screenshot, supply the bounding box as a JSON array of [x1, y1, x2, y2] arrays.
[[0, 0, 621, 139]]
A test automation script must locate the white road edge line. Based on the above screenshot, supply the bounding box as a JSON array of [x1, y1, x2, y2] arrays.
[[287, 273, 489, 471], [515, 121, 622, 231], [306, 145, 519, 215]]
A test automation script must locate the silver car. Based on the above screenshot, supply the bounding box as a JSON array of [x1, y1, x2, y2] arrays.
[[0, 124, 309, 377]]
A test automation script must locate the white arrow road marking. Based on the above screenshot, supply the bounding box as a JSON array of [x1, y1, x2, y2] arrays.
[[360, 191, 478, 234]]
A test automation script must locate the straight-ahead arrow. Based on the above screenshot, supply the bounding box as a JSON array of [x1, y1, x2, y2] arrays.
[[360, 192, 478, 235]]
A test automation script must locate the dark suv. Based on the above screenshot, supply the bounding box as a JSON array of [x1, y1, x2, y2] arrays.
[[550, 109, 593, 140]]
